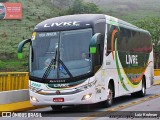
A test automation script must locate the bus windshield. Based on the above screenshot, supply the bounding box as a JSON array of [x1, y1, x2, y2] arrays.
[[30, 28, 93, 79]]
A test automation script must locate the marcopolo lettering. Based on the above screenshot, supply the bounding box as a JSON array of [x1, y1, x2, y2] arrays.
[[53, 84, 69, 88], [44, 21, 80, 28], [49, 80, 66, 83]]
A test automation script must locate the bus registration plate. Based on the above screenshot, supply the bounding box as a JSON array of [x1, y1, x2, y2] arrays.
[[53, 98, 64, 102]]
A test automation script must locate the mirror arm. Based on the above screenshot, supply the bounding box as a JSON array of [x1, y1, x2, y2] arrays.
[[90, 33, 101, 54], [18, 39, 31, 59], [90, 33, 101, 46]]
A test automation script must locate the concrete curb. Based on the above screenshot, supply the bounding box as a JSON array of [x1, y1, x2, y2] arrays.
[[0, 90, 29, 104], [153, 80, 160, 85], [0, 101, 47, 112]]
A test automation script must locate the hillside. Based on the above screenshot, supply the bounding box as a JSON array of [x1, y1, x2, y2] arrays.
[[0, 0, 61, 71], [0, 0, 159, 71], [85, 0, 160, 23], [0, 0, 101, 72]]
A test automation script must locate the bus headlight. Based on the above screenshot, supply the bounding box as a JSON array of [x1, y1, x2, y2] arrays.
[[82, 94, 92, 100], [29, 86, 42, 93], [76, 80, 96, 91], [31, 96, 39, 102]]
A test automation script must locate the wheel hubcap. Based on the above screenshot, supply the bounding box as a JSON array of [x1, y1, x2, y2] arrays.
[[142, 86, 144, 93], [142, 82, 145, 93]]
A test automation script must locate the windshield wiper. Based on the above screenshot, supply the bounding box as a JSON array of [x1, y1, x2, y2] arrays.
[[42, 50, 57, 79], [42, 47, 73, 79], [59, 59, 73, 78]]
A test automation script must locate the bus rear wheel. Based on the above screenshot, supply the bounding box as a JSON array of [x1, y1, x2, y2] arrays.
[[105, 83, 113, 107], [131, 78, 146, 97], [137, 78, 146, 97], [51, 105, 62, 111]]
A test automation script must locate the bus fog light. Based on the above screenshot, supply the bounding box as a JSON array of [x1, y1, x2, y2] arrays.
[[31, 96, 39, 102], [82, 94, 92, 100]]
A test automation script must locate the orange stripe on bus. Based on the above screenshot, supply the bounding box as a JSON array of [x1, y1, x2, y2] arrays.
[[111, 29, 118, 60], [132, 61, 152, 83]]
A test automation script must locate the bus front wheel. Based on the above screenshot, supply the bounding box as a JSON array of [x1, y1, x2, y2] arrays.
[[105, 83, 114, 107]]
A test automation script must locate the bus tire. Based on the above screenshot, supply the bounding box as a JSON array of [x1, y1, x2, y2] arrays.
[[137, 78, 146, 97], [51, 105, 62, 111], [131, 78, 146, 97], [105, 83, 114, 107]]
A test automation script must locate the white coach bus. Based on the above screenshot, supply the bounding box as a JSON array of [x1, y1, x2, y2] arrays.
[[18, 14, 154, 110]]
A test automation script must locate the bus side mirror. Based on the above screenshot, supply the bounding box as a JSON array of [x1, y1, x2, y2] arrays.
[[89, 33, 101, 54], [18, 39, 31, 59]]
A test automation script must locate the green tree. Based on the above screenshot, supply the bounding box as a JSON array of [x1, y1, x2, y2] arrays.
[[65, 0, 102, 14], [50, 0, 73, 9], [134, 18, 160, 68]]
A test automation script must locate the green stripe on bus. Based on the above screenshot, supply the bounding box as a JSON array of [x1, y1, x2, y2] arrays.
[[115, 38, 129, 91]]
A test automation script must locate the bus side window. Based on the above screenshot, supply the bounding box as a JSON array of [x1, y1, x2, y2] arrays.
[[94, 35, 104, 72]]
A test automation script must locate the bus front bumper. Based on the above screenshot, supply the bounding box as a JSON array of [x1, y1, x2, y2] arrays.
[[29, 86, 96, 106]]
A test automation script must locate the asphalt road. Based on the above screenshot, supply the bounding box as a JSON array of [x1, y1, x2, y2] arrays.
[[1, 85, 160, 120]]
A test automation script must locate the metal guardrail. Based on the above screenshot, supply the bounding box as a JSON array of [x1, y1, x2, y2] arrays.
[[154, 69, 160, 76], [0, 72, 29, 92]]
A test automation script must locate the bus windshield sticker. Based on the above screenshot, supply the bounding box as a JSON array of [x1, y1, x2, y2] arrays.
[[31, 32, 36, 40], [38, 32, 57, 38]]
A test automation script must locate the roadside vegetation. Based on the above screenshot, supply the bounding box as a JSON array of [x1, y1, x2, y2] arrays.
[[0, 0, 160, 71]]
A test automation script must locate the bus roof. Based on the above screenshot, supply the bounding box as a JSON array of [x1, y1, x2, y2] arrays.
[[33, 14, 149, 34], [34, 14, 105, 32]]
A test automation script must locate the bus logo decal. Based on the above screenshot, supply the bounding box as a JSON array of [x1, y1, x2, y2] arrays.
[[44, 21, 80, 28], [56, 90, 61, 95], [31, 82, 41, 88], [53, 84, 69, 88], [126, 54, 138, 66]]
